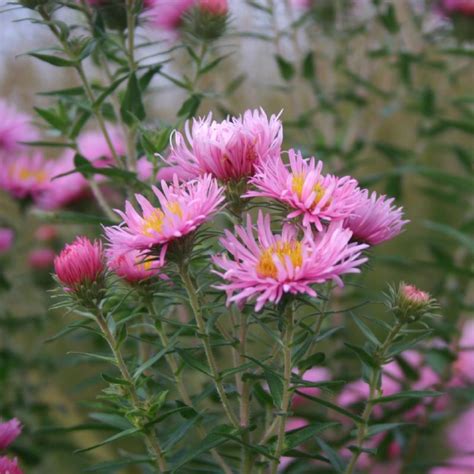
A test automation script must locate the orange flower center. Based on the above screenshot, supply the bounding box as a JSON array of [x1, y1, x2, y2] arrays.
[[291, 173, 326, 208], [256, 240, 303, 279], [11, 166, 48, 183], [141, 202, 182, 237]]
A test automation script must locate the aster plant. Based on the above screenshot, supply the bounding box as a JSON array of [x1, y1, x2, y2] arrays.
[[0, 0, 472, 473]]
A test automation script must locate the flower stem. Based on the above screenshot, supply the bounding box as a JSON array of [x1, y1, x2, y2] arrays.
[[270, 302, 295, 474], [343, 320, 404, 474], [150, 305, 233, 474], [94, 310, 167, 472], [178, 264, 240, 429]]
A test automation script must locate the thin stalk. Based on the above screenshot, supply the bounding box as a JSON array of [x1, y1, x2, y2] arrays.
[[94, 311, 167, 472], [145, 301, 233, 474], [270, 303, 295, 474], [344, 320, 404, 474], [178, 264, 240, 429]]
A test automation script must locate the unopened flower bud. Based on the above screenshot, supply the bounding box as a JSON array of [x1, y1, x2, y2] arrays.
[[35, 225, 57, 242], [0, 418, 22, 450], [54, 237, 105, 300], [386, 282, 438, 323], [184, 0, 228, 41]]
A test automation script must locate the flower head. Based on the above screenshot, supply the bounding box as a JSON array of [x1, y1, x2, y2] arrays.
[[246, 149, 361, 230], [0, 228, 14, 255], [199, 0, 227, 15], [105, 174, 224, 254], [344, 190, 408, 245], [0, 153, 53, 200], [77, 127, 126, 168], [441, 0, 474, 16], [165, 109, 283, 182], [0, 418, 22, 450], [0, 99, 38, 153], [106, 245, 165, 283], [54, 237, 104, 292], [28, 248, 56, 270], [35, 225, 57, 242], [34, 152, 88, 210], [386, 282, 437, 323], [0, 457, 23, 474], [148, 0, 196, 32], [213, 212, 367, 311]]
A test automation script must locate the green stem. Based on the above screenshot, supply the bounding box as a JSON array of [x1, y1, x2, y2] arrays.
[[178, 264, 240, 429], [343, 320, 404, 474], [94, 311, 167, 472], [145, 300, 233, 474], [270, 303, 295, 474]]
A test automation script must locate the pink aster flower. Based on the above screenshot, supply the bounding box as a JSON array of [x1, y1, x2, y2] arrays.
[[344, 190, 408, 245], [441, 0, 474, 16], [148, 0, 196, 31], [35, 225, 57, 242], [0, 457, 23, 474], [246, 149, 361, 230], [0, 153, 54, 200], [0, 418, 21, 450], [292, 367, 331, 407], [0, 99, 38, 153], [280, 418, 309, 471], [105, 174, 224, 253], [213, 212, 368, 311], [199, 0, 228, 15], [28, 248, 56, 270], [54, 237, 104, 291], [0, 228, 14, 255], [34, 152, 89, 210], [430, 455, 474, 474], [452, 320, 474, 385], [164, 109, 283, 182], [106, 244, 165, 283], [448, 405, 474, 454], [78, 127, 126, 168]]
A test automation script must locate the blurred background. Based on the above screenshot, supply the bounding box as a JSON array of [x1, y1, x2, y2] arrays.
[[0, 0, 473, 472]]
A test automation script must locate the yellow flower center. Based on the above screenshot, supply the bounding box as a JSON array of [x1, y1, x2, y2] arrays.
[[141, 202, 183, 237], [291, 173, 325, 208], [256, 241, 303, 279], [11, 166, 48, 183]]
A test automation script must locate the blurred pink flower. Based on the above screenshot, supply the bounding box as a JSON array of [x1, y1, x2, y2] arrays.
[[105, 174, 224, 253], [136, 157, 154, 181], [448, 405, 474, 454], [246, 149, 361, 231], [0, 228, 14, 255], [430, 455, 474, 474], [213, 212, 367, 311], [28, 248, 56, 270], [292, 367, 331, 407], [452, 320, 474, 385], [35, 225, 58, 242], [106, 245, 165, 283], [77, 127, 126, 168], [34, 152, 89, 210], [344, 190, 408, 245], [54, 237, 104, 291], [165, 109, 283, 182], [290, 0, 312, 9], [0, 418, 21, 450], [441, 0, 474, 15], [0, 99, 38, 153], [0, 456, 23, 474], [0, 153, 53, 200], [279, 418, 309, 471], [199, 0, 228, 15], [148, 0, 195, 31]]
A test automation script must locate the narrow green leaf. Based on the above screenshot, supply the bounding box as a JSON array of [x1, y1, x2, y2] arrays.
[[177, 94, 202, 119], [285, 422, 339, 451], [365, 422, 413, 438], [297, 352, 325, 372], [372, 390, 443, 404], [350, 313, 380, 346], [75, 427, 140, 453], [120, 73, 146, 125], [275, 54, 295, 81], [29, 52, 76, 67], [264, 369, 284, 408], [177, 348, 211, 376], [316, 437, 345, 473], [344, 342, 378, 369]]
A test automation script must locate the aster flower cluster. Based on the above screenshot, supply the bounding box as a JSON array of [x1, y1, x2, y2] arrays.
[[0, 418, 23, 474]]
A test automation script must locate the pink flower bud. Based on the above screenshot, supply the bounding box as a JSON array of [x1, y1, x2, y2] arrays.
[[199, 0, 228, 15], [0, 457, 23, 474], [28, 248, 56, 270], [35, 225, 58, 242], [54, 237, 104, 291], [0, 228, 14, 255], [0, 418, 22, 450], [400, 283, 430, 305]]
